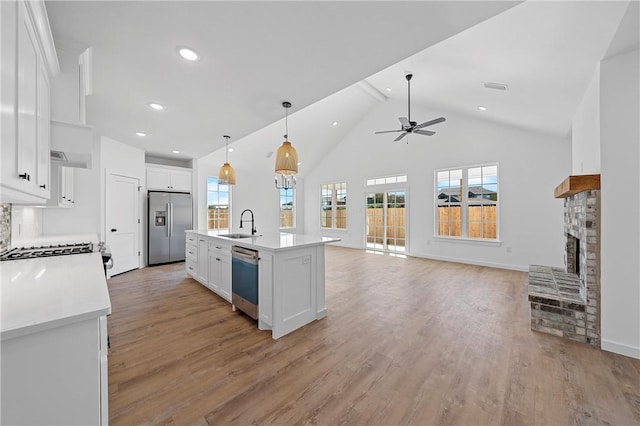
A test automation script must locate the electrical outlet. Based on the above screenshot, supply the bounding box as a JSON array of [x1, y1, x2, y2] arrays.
[[302, 256, 311, 264]]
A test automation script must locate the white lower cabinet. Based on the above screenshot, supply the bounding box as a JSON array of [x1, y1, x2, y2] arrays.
[[208, 241, 231, 302], [196, 237, 208, 284], [1, 315, 108, 425]]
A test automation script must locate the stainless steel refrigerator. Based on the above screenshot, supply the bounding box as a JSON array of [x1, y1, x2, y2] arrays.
[[148, 191, 192, 265]]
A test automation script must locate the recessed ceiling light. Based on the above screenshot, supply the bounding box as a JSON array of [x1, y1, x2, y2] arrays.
[[478, 105, 488, 111], [178, 47, 199, 61], [149, 103, 164, 110], [332, 121, 338, 126], [228, 148, 234, 153], [297, 162, 301, 166], [385, 87, 392, 92], [172, 150, 180, 154], [135, 132, 147, 137]]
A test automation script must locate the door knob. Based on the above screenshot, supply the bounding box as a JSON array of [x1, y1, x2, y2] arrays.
[[110, 228, 117, 232]]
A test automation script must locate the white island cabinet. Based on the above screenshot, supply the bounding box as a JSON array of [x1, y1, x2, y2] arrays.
[[0, 253, 111, 425], [185, 231, 339, 339]]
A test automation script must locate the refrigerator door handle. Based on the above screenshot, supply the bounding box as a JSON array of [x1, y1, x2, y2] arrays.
[[169, 202, 173, 238], [167, 203, 171, 238]]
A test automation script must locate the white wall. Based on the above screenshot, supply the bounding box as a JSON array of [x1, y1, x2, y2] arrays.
[[195, 155, 304, 235], [303, 100, 571, 271], [571, 65, 601, 174], [600, 47, 640, 359], [100, 136, 146, 265]]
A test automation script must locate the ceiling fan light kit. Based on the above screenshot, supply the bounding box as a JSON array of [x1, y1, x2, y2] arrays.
[[218, 135, 236, 185], [375, 73, 446, 142], [275, 101, 299, 190]]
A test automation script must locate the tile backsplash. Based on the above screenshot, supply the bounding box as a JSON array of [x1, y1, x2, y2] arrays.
[[0, 203, 11, 252]]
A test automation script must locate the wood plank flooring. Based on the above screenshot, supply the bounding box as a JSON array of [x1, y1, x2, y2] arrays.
[[107, 246, 640, 425]]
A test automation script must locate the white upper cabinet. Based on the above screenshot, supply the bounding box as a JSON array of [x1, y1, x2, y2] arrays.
[[0, 0, 59, 204], [46, 165, 75, 208], [146, 165, 192, 192]]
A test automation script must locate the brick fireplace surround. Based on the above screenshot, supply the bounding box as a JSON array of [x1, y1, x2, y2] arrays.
[[528, 175, 601, 346]]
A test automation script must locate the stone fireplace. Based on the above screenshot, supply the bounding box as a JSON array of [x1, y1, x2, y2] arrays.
[[528, 175, 601, 346]]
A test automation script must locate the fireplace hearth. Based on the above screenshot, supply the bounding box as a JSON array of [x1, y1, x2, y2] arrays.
[[528, 175, 601, 346]]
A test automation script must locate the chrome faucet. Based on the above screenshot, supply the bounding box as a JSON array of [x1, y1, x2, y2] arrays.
[[239, 209, 257, 235]]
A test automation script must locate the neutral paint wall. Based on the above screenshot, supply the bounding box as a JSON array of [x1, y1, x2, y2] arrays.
[[195, 156, 304, 235], [600, 47, 640, 359], [100, 136, 146, 265], [303, 100, 571, 271], [571, 65, 601, 174]]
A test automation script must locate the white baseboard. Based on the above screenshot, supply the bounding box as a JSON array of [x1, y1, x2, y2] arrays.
[[601, 339, 640, 359], [410, 252, 529, 272], [327, 243, 529, 272]]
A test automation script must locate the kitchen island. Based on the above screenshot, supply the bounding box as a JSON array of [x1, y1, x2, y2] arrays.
[[185, 231, 340, 339], [0, 252, 111, 425]]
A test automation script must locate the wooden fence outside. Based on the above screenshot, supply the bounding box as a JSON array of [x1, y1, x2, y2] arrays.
[[208, 207, 229, 230], [437, 205, 497, 238]]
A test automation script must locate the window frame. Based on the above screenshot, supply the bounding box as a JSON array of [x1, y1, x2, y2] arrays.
[[434, 163, 500, 242], [320, 182, 347, 231], [279, 187, 295, 230], [206, 176, 231, 232]]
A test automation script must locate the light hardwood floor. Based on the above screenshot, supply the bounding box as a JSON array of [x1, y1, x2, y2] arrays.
[[107, 246, 640, 425]]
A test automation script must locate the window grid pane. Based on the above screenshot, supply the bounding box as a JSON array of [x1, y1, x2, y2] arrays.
[[207, 177, 230, 231]]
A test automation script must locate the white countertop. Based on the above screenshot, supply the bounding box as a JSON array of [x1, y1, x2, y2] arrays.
[[1, 253, 112, 340], [186, 230, 340, 251]]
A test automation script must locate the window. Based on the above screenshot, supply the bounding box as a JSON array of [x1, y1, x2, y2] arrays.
[[279, 187, 295, 229], [207, 177, 230, 231], [435, 164, 498, 240], [366, 174, 407, 186], [321, 182, 347, 229]]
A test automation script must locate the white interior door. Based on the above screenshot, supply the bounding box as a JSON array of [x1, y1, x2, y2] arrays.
[[106, 173, 140, 276]]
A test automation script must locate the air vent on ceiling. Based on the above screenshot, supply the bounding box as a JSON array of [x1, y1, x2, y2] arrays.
[[483, 82, 509, 91], [50, 150, 68, 161]]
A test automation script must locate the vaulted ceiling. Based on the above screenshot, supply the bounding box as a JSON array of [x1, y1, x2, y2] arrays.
[[46, 1, 634, 170]]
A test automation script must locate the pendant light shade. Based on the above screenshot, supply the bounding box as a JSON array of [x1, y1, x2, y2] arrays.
[[218, 135, 236, 185], [275, 101, 298, 176], [275, 141, 298, 175]]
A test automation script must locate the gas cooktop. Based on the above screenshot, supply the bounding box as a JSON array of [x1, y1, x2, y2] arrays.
[[0, 242, 99, 261]]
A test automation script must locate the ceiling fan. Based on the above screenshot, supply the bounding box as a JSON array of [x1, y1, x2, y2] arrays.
[[375, 73, 446, 142]]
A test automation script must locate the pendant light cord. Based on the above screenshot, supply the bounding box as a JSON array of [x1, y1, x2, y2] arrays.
[[224, 135, 230, 163], [285, 106, 289, 140]]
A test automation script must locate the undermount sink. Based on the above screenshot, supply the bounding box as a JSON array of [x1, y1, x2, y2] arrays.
[[223, 233, 255, 239]]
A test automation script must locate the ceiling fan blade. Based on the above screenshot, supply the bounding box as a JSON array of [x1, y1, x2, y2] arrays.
[[414, 117, 446, 129], [414, 130, 435, 136], [398, 117, 410, 128], [394, 132, 408, 142], [375, 130, 405, 134]]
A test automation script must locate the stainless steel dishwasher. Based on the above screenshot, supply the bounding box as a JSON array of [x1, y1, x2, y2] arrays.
[[231, 246, 259, 320]]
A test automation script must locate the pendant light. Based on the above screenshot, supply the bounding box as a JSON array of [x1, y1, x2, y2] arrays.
[[218, 135, 236, 185], [274, 101, 298, 189]]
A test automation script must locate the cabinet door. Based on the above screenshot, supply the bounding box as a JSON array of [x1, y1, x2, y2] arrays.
[[17, 1, 38, 192], [146, 167, 170, 190], [36, 64, 50, 197], [197, 238, 208, 284], [170, 170, 191, 192], [61, 166, 74, 206], [207, 251, 221, 293], [219, 255, 232, 302]]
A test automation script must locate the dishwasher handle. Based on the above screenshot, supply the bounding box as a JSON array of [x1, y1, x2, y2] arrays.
[[231, 246, 259, 264]]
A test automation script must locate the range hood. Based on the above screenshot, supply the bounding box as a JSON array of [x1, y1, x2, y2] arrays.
[[50, 120, 96, 168]]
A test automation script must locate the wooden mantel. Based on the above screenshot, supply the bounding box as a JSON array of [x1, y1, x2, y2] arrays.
[[554, 174, 601, 198]]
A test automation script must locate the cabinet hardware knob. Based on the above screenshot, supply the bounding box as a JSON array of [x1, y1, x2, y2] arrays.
[[40, 184, 46, 189], [110, 228, 117, 232], [216, 258, 220, 261], [18, 172, 28, 180], [62, 196, 66, 199]]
